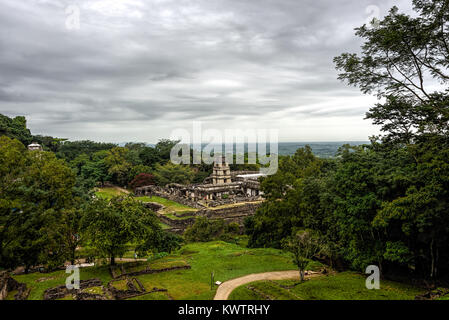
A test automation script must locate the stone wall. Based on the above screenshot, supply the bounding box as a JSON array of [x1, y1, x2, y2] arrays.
[[136, 185, 205, 209], [143, 202, 164, 212], [160, 202, 262, 233], [205, 196, 261, 207], [198, 203, 261, 223], [158, 215, 196, 231], [107, 278, 168, 300], [109, 263, 191, 279], [43, 278, 102, 300], [0, 271, 29, 300]]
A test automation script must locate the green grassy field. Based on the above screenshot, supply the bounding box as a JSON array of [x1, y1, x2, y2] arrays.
[[9, 241, 303, 300], [127, 291, 172, 300], [135, 195, 197, 214], [8, 241, 435, 300], [95, 187, 129, 199], [8, 263, 114, 300], [94, 188, 197, 225], [228, 272, 426, 300]]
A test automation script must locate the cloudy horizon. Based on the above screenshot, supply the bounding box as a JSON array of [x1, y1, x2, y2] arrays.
[[0, 0, 414, 143]]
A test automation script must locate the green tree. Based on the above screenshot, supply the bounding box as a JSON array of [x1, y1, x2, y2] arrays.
[[153, 162, 195, 186], [81, 196, 162, 265], [0, 136, 77, 271], [32, 135, 67, 152], [57, 140, 116, 162], [245, 147, 329, 249], [372, 138, 449, 278], [61, 208, 84, 265], [142, 231, 182, 254], [0, 114, 33, 145], [282, 230, 322, 282], [184, 217, 240, 243], [154, 139, 179, 163], [331, 145, 389, 272], [333, 0, 449, 278], [105, 147, 133, 186], [334, 0, 449, 141], [139, 146, 161, 167]]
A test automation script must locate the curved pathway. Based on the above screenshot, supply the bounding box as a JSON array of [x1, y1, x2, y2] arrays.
[[213, 270, 318, 300]]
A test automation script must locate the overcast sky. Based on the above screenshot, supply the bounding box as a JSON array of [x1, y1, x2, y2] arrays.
[[0, 0, 415, 143]]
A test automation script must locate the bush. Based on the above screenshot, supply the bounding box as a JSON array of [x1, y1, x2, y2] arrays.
[[184, 217, 241, 242], [129, 173, 155, 190], [155, 232, 183, 253], [148, 252, 170, 262]]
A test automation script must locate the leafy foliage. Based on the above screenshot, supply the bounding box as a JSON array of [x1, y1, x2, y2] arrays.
[[185, 217, 240, 243], [282, 230, 323, 282], [129, 173, 155, 190], [152, 162, 195, 186], [247, 0, 449, 280], [334, 0, 449, 142], [0, 136, 77, 270], [0, 114, 33, 146], [81, 196, 163, 265]]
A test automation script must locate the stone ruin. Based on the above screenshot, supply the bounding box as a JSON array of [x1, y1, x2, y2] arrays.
[[415, 288, 449, 300], [109, 262, 191, 279], [158, 202, 262, 234], [41, 274, 169, 300], [43, 278, 103, 300], [36, 260, 182, 300], [135, 158, 265, 206], [0, 271, 30, 300], [107, 276, 168, 300], [143, 202, 165, 212]]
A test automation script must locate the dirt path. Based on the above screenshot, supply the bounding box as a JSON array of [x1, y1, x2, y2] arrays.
[[213, 270, 319, 300]]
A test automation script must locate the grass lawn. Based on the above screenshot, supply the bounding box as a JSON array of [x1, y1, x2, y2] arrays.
[[133, 241, 307, 300], [82, 286, 104, 295], [10, 241, 302, 300], [135, 195, 197, 214], [229, 271, 426, 300], [10, 241, 428, 301], [95, 189, 196, 217], [95, 187, 129, 199], [11, 264, 114, 300], [439, 294, 449, 300], [160, 222, 172, 230], [5, 290, 18, 300], [127, 291, 172, 300]]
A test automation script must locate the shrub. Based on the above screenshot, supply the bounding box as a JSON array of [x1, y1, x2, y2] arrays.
[[129, 173, 155, 190], [184, 217, 241, 242]]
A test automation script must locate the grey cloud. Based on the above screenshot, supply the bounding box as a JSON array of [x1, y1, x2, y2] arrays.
[[0, 0, 414, 142]]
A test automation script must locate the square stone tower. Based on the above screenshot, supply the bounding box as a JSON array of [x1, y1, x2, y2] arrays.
[[211, 156, 231, 185]]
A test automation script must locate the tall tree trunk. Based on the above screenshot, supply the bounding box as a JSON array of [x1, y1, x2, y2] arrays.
[[299, 270, 305, 282], [430, 238, 436, 279], [110, 255, 116, 266], [71, 247, 76, 266]]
